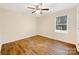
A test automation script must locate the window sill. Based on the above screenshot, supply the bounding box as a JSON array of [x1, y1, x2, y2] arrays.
[[55, 30, 68, 33]]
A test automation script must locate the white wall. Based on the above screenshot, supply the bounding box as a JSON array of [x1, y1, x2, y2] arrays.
[[0, 8, 37, 45], [38, 7, 77, 44]]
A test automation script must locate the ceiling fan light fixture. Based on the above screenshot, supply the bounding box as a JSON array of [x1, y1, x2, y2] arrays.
[[35, 10, 40, 14]]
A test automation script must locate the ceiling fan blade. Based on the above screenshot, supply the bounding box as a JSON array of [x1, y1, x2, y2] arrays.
[[41, 8, 49, 10], [27, 7, 35, 9], [32, 11, 36, 13]]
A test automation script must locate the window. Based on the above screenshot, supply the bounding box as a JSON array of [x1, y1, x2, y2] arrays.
[[55, 15, 67, 33]]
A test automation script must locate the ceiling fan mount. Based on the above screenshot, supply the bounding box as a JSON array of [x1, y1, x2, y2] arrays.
[[27, 3, 49, 14]]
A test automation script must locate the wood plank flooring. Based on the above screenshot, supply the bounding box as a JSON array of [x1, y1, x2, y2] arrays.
[[1, 35, 79, 55]]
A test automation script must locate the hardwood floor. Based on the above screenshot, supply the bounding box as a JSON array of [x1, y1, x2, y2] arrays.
[[1, 35, 79, 55]]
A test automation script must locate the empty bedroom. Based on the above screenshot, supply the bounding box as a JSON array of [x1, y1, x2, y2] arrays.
[[0, 3, 79, 55]]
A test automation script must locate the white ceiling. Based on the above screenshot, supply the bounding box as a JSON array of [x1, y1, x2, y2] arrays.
[[0, 3, 78, 17]]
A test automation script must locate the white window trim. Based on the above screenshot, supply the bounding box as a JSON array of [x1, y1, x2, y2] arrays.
[[55, 15, 68, 33]]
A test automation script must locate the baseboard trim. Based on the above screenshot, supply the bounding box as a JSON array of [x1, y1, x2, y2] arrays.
[[2, 34, 37, 44], [38, 34, 76, 45], [2, 34, 76, 46], [0, 44, 2, 53]]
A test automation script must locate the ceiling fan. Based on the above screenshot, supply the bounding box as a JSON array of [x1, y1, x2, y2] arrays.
[[27, 3, 49, 14]]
